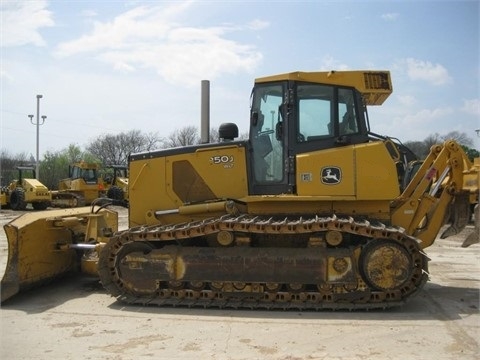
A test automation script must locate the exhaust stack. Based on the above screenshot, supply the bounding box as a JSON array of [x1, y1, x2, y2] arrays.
[[201, 80, 210, 144]]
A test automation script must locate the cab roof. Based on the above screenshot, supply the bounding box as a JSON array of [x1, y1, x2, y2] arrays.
[[254, 70, 392, 105]]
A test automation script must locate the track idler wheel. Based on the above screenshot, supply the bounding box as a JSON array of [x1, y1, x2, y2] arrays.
[[99, 239, 156, 297], [359, 240, 413, 291]]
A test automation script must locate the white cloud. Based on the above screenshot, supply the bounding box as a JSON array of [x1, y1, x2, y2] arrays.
[[53, 2, 264, 87], [54, 6, 172, 56], [381, 13, 399, 21], [247, 19, 270, 30], [1, 0, 54, 47], [113, 62, 136, 73], [405, 58, 452, 85], [370, 106, 455, 142], [461, 98, 480, 116], [397, 95, 417, 107], [401, 107, 454, 126], [80, 9, 98, 18]]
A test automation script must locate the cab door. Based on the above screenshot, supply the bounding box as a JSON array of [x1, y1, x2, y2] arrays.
[[249, 82, 293, 195]]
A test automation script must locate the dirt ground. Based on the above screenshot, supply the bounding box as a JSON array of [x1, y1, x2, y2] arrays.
[[0, 207, 478, 360]]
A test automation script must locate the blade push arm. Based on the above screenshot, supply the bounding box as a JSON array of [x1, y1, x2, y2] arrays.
[[391, 140, 475, 248]]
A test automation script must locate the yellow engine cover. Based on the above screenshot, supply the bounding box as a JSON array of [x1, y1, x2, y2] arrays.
[[296, 141, 400, 200], [129, 143, 249, 227]]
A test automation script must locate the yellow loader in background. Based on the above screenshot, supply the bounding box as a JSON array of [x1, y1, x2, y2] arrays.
[[101, 164, 129, 202], [1, 70, 478, 310], [2, 166, 51, 210]]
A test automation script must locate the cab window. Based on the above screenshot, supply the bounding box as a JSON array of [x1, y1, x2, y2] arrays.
[[338, 88, 358, 135], [297, 85, 360, 142], [297, 84, 334, 142]]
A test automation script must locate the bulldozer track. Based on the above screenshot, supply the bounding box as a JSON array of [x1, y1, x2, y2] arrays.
[[98, 214, 429, 310]]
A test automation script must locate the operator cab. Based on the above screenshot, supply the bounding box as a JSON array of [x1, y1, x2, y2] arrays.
[[70, 164, 99, 184], [248, 71, 391, 195]]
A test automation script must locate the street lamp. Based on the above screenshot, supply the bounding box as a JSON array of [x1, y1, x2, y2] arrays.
[[29, 95, 46, 180]]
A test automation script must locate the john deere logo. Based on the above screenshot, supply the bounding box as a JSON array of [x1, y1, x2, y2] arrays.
[[321, 167, 341, 185]]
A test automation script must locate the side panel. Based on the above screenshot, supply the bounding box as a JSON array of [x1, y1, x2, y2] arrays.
[[355, 142, 400, 200], [129, 144, 249, 227], [129, 157, 169, 226], [166, 145, 248, 204], [296, 146, 355, 197], [296, 141, 399, 200]]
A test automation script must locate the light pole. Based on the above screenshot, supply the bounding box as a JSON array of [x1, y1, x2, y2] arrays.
[[29, 95, 46, 180]]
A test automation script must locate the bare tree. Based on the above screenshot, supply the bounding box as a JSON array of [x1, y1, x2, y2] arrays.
[[164, 126, 199, 147], [0, 150, 30, 186], [239, 130, 249, 140], [441, 131, 474, 147], [423, 133, 442, 154], [404, 131, 475, 159], [209, 127, 220, 143], [87, 130, 162, 165], [403, 140, 427, 159]]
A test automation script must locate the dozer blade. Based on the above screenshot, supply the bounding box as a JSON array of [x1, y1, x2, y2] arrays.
[[1, 207, 118, 303], [462, 204, 479, 248]]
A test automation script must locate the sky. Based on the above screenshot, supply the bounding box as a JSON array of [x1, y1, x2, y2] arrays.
[[1, 0, 479, 160]]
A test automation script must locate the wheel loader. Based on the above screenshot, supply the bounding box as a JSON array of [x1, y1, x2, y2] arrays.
[[101, 164, 129, 201], [0, 190, 6, 207], [1, 70, 478, 310], [2, 166, 51, 210]]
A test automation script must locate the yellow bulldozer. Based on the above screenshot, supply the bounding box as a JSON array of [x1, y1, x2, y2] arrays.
[[1, 166, 51, 210], [1, 70, 478, 310], [50, 161, 106, 207]]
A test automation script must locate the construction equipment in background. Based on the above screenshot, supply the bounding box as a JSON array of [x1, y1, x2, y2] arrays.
[[0, 176, 7, 207], [50, 161, 106, 208], [0, 191, 6, 207], [101, 165, 129, 201], [464, 157, 479, 212], [461, 157, 479, 247], [1, 166, 51, 210], [1, 70, 478, 310]]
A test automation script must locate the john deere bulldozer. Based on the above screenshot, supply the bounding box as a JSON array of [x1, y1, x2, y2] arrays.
[[50, 161, 106, 207], [1, 70, 478, 310]]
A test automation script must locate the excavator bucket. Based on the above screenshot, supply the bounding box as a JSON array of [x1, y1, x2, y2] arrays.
[[1, 207, 118, 303]]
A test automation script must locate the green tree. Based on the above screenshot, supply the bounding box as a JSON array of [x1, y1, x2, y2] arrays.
[[39, 144, 97, 189], [462, 145, 480, 162]]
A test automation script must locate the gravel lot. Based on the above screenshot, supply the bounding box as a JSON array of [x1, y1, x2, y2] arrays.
[[0, 207, 478, 360]]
